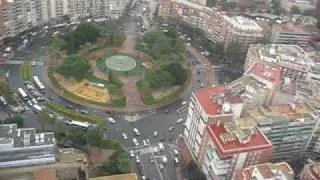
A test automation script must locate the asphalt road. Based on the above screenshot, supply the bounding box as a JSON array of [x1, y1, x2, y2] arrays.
[[2, 6, 219, 179]]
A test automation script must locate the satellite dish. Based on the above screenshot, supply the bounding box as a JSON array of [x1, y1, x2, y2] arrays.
[[222, 103, 231, 113]]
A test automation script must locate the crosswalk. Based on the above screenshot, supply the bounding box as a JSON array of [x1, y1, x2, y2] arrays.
[[133, 146, 159, 155]]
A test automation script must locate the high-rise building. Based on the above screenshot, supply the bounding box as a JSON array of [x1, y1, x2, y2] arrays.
[[271, 24, 312, 49], [184, 85, 244, 159], [68, 0, 90, 22], [300, 162, 320, 180], [245, 44, 319, 80], [235, 162, 294, 180], [158, 0, 263, 51], [92, 0, 127, 21], [0, 124, 55, 168], [197, 122, 273, 180], [246, 103, 320, 162], [47, 0, 68, 19]]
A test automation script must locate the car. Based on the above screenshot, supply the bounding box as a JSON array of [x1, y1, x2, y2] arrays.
[[122, 133, 128, 140], [165, 109, 169, 114], [31, 98, 38, 104], [176, 118, 184, 124], [174, 149, 179, 156], [160, 136, 165, 142], [158, 142, 164, 151], [153, 131, 158, 137], [132, 138, 139, 146], [23, 106, 30, 111], [66, 105, 73, 109], [168, 126, 175, 132], [135, 155, 140, 163], [32, 61, 36, 66], [181, 101, 187, 105], [141, 176, 146, 180], [162, 156, 168, 164], [27, 100, 32, 106], [133, 128, 141, 136], [49, 96, 54, 101], [159, 164, 164, 170], [143, 140, 147, 146], [130, 150, 134, 158], [149, 156, 154, 163], [174, 157, 179, 164], [146, 139, 150, 145], [36, 96, 45, 101], [108, 117, 116, 124], [79, 109, 89, 114], [201, 83, 205, 87]]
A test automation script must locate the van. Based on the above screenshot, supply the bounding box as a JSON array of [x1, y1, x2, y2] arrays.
[[162, 156, 168, 164]]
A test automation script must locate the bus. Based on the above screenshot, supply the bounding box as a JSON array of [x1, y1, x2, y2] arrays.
[[33, 76, 45, 93], [66, 120, 91, 129], [18, 88, 28, 101]]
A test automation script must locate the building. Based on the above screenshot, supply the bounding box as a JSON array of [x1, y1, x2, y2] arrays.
[[0, 124, 55, 168], [184, 85, 244, 159], [197, 122, 273, 180], [92, 0, 127, 21], [68, 0, 90, 22], [158, 0, 263, 51], [271, 24, 311, 49], [245, 44, 319, 80], [246, 103, 320, 162], [47, 0, 68, 20], [235, 162, 294, 180], [300, 162, 320, 180], [228, 62, 281, 106], [295, 79, 320, 110], [281, 0, 316, 13], [89, 173, 138, 180]]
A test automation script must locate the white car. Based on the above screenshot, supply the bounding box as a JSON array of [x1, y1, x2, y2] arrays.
[[122, 133, 128, 140], [153, 131, 158, 137], [174, 149, 179, 156], [143, 140, 147, 146], [133, 128, 141, 136], [135, 155, 140, 163], [132, 138, 139, 146], [162, 156, 168, 164], [176, 118, 184, 124], [108, 117, 116, 124], [130, 150, 134, 158], [174, 157, 179, 164]]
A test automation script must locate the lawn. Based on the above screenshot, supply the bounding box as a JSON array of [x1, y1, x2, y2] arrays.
[[22, 64, 31, 81]]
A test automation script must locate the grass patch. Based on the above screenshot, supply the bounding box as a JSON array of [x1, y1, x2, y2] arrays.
[[22, 64, 31, 81], [48, 68, 126, 108], [45, 101, 101, 123]]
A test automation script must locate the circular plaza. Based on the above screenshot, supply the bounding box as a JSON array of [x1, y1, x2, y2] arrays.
[[105, 55, 137, 72]]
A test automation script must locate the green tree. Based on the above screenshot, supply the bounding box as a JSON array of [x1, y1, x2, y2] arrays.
[[0, 81, 14, 104], [117, 151, 131, 173], [187, 161, 207, 180], [4, 116, 24, 128], [206, 0, 216, 7], [165, 63, 187, 85], [317, 1, 320, 29], [272, 0, 282, 15], [145, 66, 174, 88], [103, 150, 130, 175], [37, 110, 55, 131], [86, 127, 103, 147], [143, 31, 173, 59], [290, 5, 301, 14], [173, 38, 185, 53], [223, 1, 236, 11], [225, 41, 245, 68], [57, 55, 90, 80]]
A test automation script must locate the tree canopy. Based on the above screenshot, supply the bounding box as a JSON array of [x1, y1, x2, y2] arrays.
[[0, 81, 14, 104], [57, 55, 90, 80], [63, 23, 101, 54], [103, 150, 131, 175], [290, 6, 301, 14], [186, 161, 207, 180], [5, 116, 24, 128]]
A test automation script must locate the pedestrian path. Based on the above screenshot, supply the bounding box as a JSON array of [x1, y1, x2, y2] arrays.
[[133, 146, 159, 155]]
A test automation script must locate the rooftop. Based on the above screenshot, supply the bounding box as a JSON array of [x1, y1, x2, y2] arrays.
[[207, 123, 272, 157], [309, 163, 320, 179], [248, 62, 281, 85], [194, 85, 242, 116], [224, 16, 262, 31], [89, 173, 138, 180], [274, 23, 309, 33], [236, 162, 294, 180]]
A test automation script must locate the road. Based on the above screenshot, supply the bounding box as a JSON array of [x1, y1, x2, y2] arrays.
[[1, 5, 219, 179]]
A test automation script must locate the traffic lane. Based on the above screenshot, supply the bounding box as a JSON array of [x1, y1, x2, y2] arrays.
[[5, 64, 24, 89]]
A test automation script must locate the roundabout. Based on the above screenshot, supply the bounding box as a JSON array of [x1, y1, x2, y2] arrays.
[[105, 55, 137, 72]]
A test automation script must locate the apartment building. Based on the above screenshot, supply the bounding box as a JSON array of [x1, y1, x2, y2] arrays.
[[227, 61, 281, 106], [184, 85, 244, 159], [68, 0, 90, 22], [271, 24, 311, 49], [158, 0, 263, 51], [300, 162, 320, 180], [235, 162, 294, 180], [295, 79, 320, 110], [92, 0, 127, 20], [246, 103, 319, 162], [197, 122, 273, 180], [245, 44, 318, 80], [47, 0, 68, 19], [0, 124, 55, 168]]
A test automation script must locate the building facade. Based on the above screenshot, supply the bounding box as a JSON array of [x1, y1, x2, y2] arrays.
[[235, 162, 294, 180], [0, 124, 55, 168], [92, 0, 127, 21], [197, 122, 273, 180], [158, 0, 263, 51], [184, 85, 244, 159]]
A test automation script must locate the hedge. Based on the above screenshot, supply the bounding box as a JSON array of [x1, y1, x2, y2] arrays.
[[22, 64, 31, 81], [45, 101, 101, 123]]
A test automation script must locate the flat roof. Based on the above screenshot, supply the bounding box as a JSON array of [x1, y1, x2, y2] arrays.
[[194, 86, 242, 116], [34, 168, 57, 180], [207, 123, 272, 157], [248, 62, 281, 85]]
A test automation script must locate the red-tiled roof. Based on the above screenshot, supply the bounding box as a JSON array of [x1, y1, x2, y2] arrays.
[[248, 62, 281, 85], [194, 86, 242, 116], [207, 123, 272, 157]]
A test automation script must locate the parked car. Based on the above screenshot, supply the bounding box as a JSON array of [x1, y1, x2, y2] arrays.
[[108, 117, 116, 124], [153, 131, 158, 137], [133, 128, 141, 136], [79, 109, 89, 114], [133, 138, 139, 146], [149, 156, 154, 163], [174, 157, 179, 164], [143, 140, 147, 146], [168, 126, 175, 132], [160, 136, 165, 142], [130, 150, 134, 158], [162, 156, 168, 164], [66, 105, 73, 109], [176, 118, 184, 124], [135, 155, 140, 163], [122, 133, 128, 140]]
